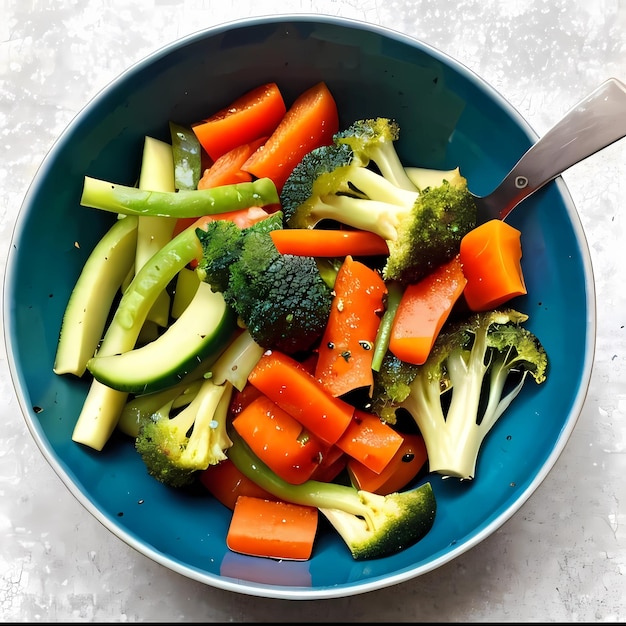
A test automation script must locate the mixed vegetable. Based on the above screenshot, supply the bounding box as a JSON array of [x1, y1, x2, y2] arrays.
[[54, 80, 549, 563]]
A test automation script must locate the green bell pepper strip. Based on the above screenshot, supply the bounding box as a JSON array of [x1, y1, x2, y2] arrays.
[[80, 175, 279, 218]]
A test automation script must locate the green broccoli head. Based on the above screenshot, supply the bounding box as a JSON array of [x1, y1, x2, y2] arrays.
[[226, 224, 333, 354], [196, 220, 245, 293], [370, 352, 420, 424], [383, 177, 477, 284], [135, 379, 233, 488], [135, 415, 197, 488], [280, 119, 477, 286], [195, 211, 332, 355], [319, 483, 437, 560], [333, 117, 418, 191], [280, 142, 356, 225]]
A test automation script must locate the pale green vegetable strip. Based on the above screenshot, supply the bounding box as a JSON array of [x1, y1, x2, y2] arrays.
[[137, 136, 177, 327], [208, 329, 265, 391], [53, 215, 138, 377]]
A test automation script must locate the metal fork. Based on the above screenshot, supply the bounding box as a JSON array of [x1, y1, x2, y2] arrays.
[[474, 77, 626, 225]]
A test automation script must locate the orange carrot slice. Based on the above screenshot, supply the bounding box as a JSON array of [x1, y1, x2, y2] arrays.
[[389, 254, 467, 365], [192, 82, 286, 161], [270, 228, 389, 257], [347, 432, 428, 495], [197, 137, 267, 190], [247, 350, 354, 446], [460, 218, 527, 311], [242, 81, 339, 192], [232, 394, 329, 485], [335, 409, 404, 474], [226, 495, 319, 561], [315, 256, 387, 397]]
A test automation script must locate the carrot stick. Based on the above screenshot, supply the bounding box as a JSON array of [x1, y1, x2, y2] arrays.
[[232, 394, 329, 485], [242, 81, 339, 192], [269, 228, 389, 257], [388, 254, 467, 365], [226, 495, 319, 561], [247, 350, 354, 445], [334, 409, 404, 474], [314, 256, 387, 397], [347, 432, 428, 495], [197, 137, 267, 190], [192, 82, 286, 161], [459, 218, 527, 311]]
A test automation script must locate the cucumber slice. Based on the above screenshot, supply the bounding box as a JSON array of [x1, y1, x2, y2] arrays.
[[86, 281, 236, 394], [53, 215, 138, 377]]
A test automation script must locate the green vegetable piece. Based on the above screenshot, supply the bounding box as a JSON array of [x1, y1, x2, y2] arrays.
[[71, 226, 203, 451], [118, 378, 205, 439], [371, 308, 549, 480], [87, 281, 237, 394], [54, 215, 138, 377], [135, 378, 234, 488], [196, 211, 334, 355], [334, 117, 417, 190], [169, 121, 202, 190], [80, 175, 279, 218]]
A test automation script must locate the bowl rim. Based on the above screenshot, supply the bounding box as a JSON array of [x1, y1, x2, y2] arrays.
[[3, 12, 597, 600]]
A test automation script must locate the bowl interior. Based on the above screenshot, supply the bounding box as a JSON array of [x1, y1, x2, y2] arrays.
[[4, 15, 595, 599]]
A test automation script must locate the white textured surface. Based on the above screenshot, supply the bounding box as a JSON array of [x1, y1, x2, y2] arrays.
[[2, 0, 626, 621]]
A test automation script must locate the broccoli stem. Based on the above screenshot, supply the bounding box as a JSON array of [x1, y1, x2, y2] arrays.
[[80, 176, 279, 218], [338, 166, 419, 206], [311, 195, 411, 242], [208, 329, 265, 391], [227, 428, 378, 527]]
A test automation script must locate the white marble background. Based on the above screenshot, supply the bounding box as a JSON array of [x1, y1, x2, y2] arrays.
[[1, 0, 625, 621]]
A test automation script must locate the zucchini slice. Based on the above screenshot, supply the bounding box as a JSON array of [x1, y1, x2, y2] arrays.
[[53, 215, 138, 377], [86, 281, 236, 394]]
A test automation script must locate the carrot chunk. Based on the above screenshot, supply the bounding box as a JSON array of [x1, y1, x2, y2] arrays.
[[226, 495, 319, 561]]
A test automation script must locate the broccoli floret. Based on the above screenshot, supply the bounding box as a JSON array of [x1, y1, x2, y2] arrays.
[[334, 117, 418, 191], [133, 328, 266, 488], [197, 212, 333, 355], [135, 377, 234, 488], [371, 308, 549, 480], [118, 329, 265, 440], [383, 176, 477, 284], [195, 220, 245, 293], [227, 427, 436, 560], [280, 127, 477, 285]]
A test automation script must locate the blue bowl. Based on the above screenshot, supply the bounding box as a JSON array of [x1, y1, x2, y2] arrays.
[[3, 15, 595, 599]]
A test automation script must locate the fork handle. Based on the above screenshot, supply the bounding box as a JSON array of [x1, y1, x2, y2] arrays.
[[487, 78, 626, 220]]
